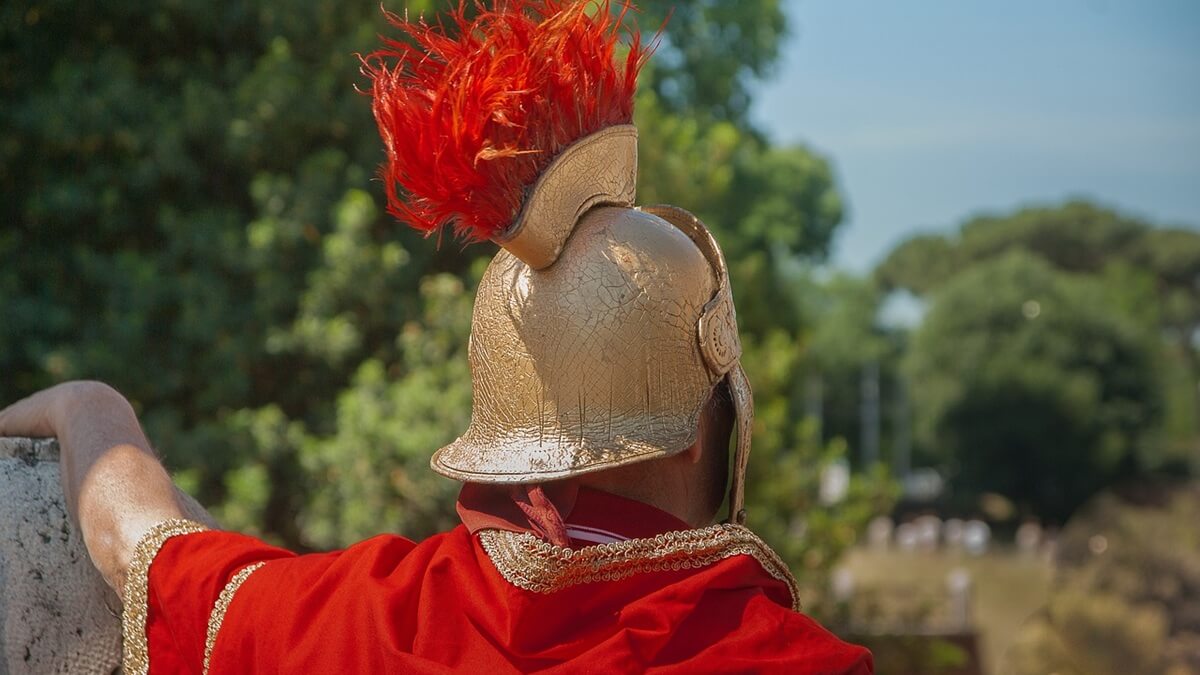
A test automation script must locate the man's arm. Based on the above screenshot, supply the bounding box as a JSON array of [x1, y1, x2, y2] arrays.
[[0, 381, 193, 599]]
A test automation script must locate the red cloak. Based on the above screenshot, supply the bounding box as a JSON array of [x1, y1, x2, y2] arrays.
[[135, 489, 872, 674]]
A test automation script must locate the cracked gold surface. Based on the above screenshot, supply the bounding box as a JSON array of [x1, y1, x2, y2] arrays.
[[434, 205, 725, 482]]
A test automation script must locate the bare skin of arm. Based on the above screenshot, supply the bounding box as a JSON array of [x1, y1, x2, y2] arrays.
[[0, 381, 205, 600]]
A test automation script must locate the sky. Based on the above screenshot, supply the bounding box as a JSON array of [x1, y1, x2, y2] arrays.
[[753, 0, 1200, 272]]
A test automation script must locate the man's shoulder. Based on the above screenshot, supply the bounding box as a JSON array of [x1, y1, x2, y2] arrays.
[[780, 610, 874, 674], [231, 524, 469, 591], [306, 524, 470, 566], [716, 594, 874, 674]]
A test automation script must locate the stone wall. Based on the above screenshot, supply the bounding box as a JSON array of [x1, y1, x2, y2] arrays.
[[0, 438, 121, 675]]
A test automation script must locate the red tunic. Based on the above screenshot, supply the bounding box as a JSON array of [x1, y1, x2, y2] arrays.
[[136, 489, 872, 674]]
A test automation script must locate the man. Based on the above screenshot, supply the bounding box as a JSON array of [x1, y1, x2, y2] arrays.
[[0, 1, 873, 672]]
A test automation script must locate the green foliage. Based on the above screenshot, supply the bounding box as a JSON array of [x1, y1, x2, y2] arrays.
[[877, 201, 1160, 292], [1006, 483, 1200, 675], [741, 326, 898, 610], [877, 203, 1200, 451], [879, 201, 1197, 520], [800, 274, 900, 459], [296, 274, 473, 547], [637, 0, 787, 123], [906, 252, 1164, 522], [804, 275, 893, 372]]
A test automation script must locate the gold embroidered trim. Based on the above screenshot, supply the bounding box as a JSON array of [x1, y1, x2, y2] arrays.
[[478, 524, 801, 611], [121, 518, 209, 675], [203, 561, 267, 674]]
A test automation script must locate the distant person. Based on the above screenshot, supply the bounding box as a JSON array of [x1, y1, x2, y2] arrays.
[[0, 1, 872, 672]]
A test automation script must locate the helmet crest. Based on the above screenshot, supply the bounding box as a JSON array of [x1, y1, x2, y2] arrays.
[[362, 1, 651, 242]]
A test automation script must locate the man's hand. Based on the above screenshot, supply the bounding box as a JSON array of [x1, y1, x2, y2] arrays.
[[0, 381, 190, 598], [0, 380, 87, 438]]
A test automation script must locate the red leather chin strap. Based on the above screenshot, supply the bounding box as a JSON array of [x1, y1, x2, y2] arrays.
[[510, 484, 572, 548]]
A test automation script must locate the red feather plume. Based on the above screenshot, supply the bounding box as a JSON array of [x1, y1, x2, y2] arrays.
[[362, 0, 651, 242]]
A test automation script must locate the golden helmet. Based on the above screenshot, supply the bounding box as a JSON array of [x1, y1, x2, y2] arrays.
[[365, 2, 755, 522], [428, 126, 755, 522]]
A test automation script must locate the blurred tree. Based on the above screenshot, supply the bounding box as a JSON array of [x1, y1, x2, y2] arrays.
[[878, 202, 1199, 512], [740, 329, 897, 611], [1136, 229, 1200, 462], [637, 0, 787, 123], [802, 273, 898, 464], [905, 252, 1164, 522], [877, 202, 1199, 441], [874, 234, 959, 297], [294, 273, 474, 546], [877, 202, 1153, 292]]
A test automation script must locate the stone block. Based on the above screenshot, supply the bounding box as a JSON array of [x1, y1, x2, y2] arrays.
[[0, 437, 121, 675]]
